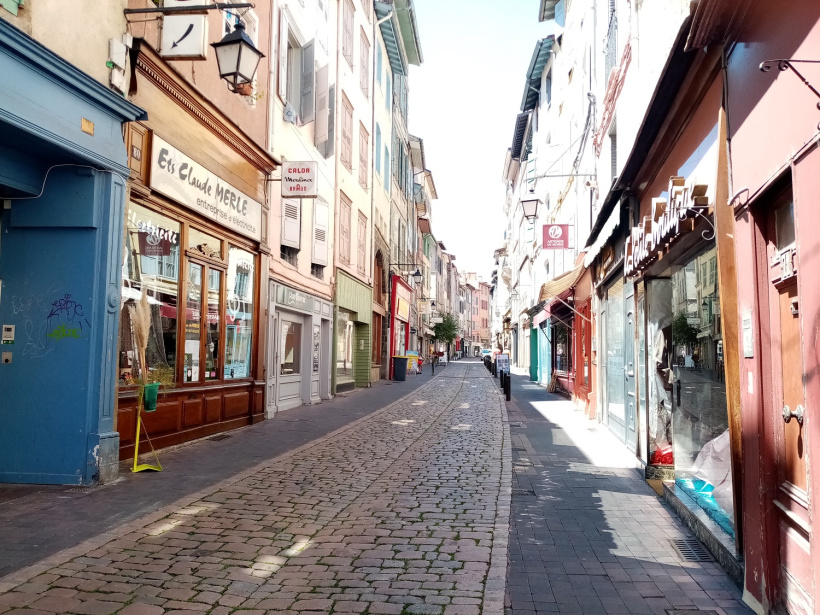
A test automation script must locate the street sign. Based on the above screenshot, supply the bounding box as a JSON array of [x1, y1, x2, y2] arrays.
[[543, 224, 570, 249], [496, 353, 510, 372], [282, 162, 318, 198], [431, 317, 443, 324]]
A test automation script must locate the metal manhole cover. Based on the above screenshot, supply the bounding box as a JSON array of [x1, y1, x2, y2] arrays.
[[669, 538, 713, 562], [511, 489, 536, 496], [210, 434, 232, 442]]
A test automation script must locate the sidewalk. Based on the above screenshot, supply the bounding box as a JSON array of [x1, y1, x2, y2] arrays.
[[0, 365, 447, 580], [503, 370, 752, 615]]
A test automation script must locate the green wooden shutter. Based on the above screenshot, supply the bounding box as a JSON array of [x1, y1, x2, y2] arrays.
[[0, 0, 22, 16]]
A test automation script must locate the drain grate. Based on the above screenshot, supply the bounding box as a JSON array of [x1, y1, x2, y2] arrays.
[[669, 538, 713, 562], [511, 489, 536, 496], [65, 486, 97, 494], [665, 611, 719, 615], [512, 447, 527, 452], [210, 434, 233, 442]]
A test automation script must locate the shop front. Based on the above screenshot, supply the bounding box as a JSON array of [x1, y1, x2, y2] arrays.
[[0, 20, 145, 484], [622, 68, 741, 569], [267, 282, 332, 416], [334, 270, 371, 392], [388, 275, 412, 378], [116, 44, 276, 459]]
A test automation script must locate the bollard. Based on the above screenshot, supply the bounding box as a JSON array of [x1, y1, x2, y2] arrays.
[[505, 371, 511, 401], [676, 378, 681, 406]]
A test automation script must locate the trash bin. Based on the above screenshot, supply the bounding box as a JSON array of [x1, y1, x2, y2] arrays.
[[142, 382, 160, 412], [392, 356, 409, 381]]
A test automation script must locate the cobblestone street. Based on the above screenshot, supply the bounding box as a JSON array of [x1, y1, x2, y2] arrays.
[[0, 362, 752, 615], [0, 363, 510, 615]]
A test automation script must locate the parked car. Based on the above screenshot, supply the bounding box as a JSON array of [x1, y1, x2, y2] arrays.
[[480, 348, 492, 358]]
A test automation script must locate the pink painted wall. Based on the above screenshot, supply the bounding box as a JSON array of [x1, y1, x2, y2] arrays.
[[729, 3, 820, 610], [727, 0, 820, 201]]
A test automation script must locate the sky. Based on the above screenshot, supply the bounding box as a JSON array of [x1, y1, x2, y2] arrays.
[[407, 0, 552, 281]]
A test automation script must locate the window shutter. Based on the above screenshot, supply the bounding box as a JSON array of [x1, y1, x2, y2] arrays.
[[340, 196, 351, 264], [375, 125, 381, 175], [278, 10, 289, 101], [357, 213, 367, 273], [376, 46, 383, 85], [312, 199, 329, 265], [323, 85, 336, 158], [281, 198, 301, 248], [359, 125, 368, 188], [300, 40, 315, 124], [314, 64, 329, 145]]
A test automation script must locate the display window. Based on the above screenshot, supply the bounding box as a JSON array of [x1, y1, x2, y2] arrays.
[[281, 321, 302, 375], [666, 245, 734, 537], [120, 201, 256, 386]]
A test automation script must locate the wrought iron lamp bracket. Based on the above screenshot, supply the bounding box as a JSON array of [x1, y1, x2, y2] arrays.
[[760, 59, 820, 130]]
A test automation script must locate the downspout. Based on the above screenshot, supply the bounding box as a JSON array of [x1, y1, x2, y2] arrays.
[[331, 0, 344, 395]]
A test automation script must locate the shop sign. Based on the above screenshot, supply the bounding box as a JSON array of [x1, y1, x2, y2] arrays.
[[543, 224, 570, 249], [160, 14, 209, 60], [396, 298, 410, 321], [624, 176, 709, 277], [742, 310, 754, 358], [150, 136, 263, 242], [313, 325, 320, 373], [431, 316, 443, 324], [282, 162, 318, 198], [277, 284, 314, 313]]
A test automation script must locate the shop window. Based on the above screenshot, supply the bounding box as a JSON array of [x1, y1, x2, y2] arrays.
[[775, 200, 796, 249], [120, 203, 181, 384], [225, 246, 254, 379], [280, 321, 302, 375], [554, 320, 572, 373], [184, 263, 203, 383], [337, 309, 355, 382], [205, 270, 221, 380], [189, 228, 222, 260], [311, 263, 325, 280]]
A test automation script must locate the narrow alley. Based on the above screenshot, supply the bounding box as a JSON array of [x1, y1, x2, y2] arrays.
[[0, 361, 749, 615]]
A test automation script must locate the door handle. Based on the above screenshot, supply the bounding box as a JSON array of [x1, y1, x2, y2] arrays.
[[782, 404, 805, 426]]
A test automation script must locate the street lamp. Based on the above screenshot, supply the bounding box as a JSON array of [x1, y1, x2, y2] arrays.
[[211, 22, 265, 93], [521, 196, 542, 221]]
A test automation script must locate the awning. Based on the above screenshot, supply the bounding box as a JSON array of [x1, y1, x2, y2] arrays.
[[532, 310, 550, 327], [538, 264, 584, 303], [424, 327, 435, 336], [584, 200, 620, 268]]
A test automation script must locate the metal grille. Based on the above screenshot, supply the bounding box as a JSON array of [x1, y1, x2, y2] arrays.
[[210, 434, 233, 442], [670, 538, 713, 562]]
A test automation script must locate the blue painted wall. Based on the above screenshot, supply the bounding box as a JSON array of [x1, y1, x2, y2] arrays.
[[0, 169, 126, 484], [0, 19, 144, 484]]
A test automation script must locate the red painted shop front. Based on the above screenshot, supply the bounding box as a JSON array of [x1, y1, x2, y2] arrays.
[[388, 275, 412, 379]]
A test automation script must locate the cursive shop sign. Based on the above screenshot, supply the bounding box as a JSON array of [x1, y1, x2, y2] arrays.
[[624, 176, 709, 277], [282, 162, 318, 198], [150, 136, 263, 242]]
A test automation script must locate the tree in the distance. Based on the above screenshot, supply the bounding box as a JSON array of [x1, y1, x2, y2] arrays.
[[432, 313, 458, 347]]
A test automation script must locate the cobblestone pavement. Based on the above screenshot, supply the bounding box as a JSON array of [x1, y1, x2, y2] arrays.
[[503, 371, 752, 615], [0, 363, 510, 615]]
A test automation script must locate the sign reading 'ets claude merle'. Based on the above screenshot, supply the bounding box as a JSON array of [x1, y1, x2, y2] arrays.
[[282, 162, 318, 198], [150, 136, 263, 242]]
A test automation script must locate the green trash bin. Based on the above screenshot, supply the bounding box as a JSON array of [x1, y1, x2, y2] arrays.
[[143, 382, 160, 412], [392, 356, 408, 381]]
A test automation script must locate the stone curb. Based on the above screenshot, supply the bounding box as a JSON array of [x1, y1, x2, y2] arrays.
[[0, 365, 452, 594], [482, 375, 511, 615]]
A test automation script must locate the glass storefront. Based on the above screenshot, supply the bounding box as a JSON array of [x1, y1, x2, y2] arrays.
[[668, 246, 734, 537], [120, 202, 256, 385], [604, 278, 625, 426]]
